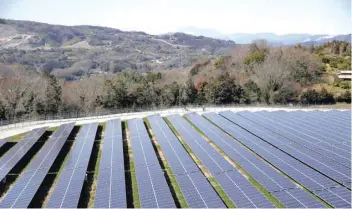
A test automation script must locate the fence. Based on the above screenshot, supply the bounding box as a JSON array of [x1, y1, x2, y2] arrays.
[[0, 102, 342, 131]]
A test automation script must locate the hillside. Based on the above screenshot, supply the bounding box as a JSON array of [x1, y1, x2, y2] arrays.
[[0, 19, 235, 79]]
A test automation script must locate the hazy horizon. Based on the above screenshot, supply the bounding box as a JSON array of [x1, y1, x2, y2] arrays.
[[0, 0, 351, 35]]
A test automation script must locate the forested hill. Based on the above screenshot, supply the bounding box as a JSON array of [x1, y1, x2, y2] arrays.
[[0, 39, 350, 121], [0, 19, 235, 78]]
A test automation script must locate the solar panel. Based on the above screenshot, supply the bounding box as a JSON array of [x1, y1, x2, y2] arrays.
[[231, 111, 351, 186], [94, 119, 126, 208], [316, 187, 351, 208], [146, 114, 225, 208], [303, 111, 351, 134], [0, 123, 75, 208], [185, 112, 324, 208], [250, 111, 351, 154], [0, 137, 8, 149], [0, 128, 46, 183], [166, 114, 274, 208], [46, 123, 98, 208], [128, 119, 175, 208], [266, 111, 350, 144], [204, 112, 351, 208]]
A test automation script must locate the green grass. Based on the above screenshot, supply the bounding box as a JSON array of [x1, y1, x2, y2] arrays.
[[124, 121, 141, 208], [144, 118, 189, 208], [47, 126, 59, 132], [202, 115, 333, 208], [8, 131, 29, 142], [183, 115, 284, 208], [8, 126, 60, 143], [163, 117, 236, 208], [130, 160, 141, 208], [88, 122, 106, 208]]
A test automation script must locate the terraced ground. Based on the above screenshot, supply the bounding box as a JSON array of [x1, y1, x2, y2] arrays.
[[0, 110, 350, 208]]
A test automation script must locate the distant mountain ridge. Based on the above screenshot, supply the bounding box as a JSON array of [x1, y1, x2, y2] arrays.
[[177, 26, 351, 45], [0, 19, 235, 78]]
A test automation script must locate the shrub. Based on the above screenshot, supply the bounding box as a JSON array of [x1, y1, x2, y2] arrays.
[[339, 81, 351, 89], [273, 88, 297, 104], [335, 91, 351, 103], [300, 88, 335, 104]]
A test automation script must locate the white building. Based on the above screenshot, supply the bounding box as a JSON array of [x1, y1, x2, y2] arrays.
[[338, 70, 352, 80]]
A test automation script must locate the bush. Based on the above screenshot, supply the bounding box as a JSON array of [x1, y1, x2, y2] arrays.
[[335, 91, 351, 103], [215, 57, 225, 69], [339, 81, 351, 89], [300, 88, 335, 104], [273, 88, 297, 104]]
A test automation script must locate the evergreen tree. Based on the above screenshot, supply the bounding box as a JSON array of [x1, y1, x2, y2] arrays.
[[45, 74, 61, 114]]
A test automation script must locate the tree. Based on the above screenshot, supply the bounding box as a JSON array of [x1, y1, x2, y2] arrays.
[[44, 74, 62, 114], [0, 101, 5, 119], [249, 43, 259, 53], [242, 80, 261, 104], [272, 88, 296, 104], [184, 76, 197, 104], [205, 73, 243, 104]]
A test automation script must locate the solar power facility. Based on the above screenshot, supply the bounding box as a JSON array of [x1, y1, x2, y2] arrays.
[[0, 110, 350, 208]]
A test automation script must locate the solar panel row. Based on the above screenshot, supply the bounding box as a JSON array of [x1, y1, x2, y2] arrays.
[[128, 119, 175, 208], [46, 123, 98, 208], [166, 114, 274, 208], [0, 138, 8, 149], [204, 112, 351, 208], [185, 113, 324, 208], [0, 128, 46, 183], [94, 119, 126, 208], [227, 111, 351, 188], [147, 114, 225, 208], [0, 123, 75, 208]]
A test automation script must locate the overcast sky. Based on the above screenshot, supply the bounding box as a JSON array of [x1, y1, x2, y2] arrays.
[[0, 0, 351, 35]]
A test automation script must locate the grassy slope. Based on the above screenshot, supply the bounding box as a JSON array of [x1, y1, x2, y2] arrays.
[[143, 118, 189, 208], [124, 121, 141, 208], [163, 117, 236, 208], [87, 122, 105, 208]]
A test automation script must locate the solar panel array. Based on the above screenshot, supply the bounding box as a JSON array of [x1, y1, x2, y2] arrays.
[[128, 119, 175, 208], [266, 111, 351, 147], [0, 123, 75, 208], [207, 111, 351, 208], [0, 110, 350, 208], [240, 110, 351, 167], [46, 123, 98, 208], [0, 128, 46, 183], [185, 112, 324, 208], [147, 114, 225, 208], [232, 111, 351, 188], [166, 114, 274, 208], [94, 119, 126, 208]]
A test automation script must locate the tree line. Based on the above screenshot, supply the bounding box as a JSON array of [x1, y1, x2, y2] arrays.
[[0, 40, 350, 120]]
